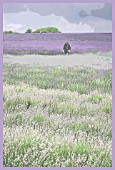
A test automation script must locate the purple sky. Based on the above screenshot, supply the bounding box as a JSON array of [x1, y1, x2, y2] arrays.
[[3, 3, 112, 33]]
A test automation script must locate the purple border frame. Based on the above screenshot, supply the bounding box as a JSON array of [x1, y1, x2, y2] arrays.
[[0, 0, 114, 169]]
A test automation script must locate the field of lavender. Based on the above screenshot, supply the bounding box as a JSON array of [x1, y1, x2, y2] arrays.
[[3, 33, 112, 55], [3, 33, 112, 167]]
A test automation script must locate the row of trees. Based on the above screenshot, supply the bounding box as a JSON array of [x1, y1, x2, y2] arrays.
[[26, 27, 61, 33], [4, 31, 14, 34], [4, 27, 61, 34]]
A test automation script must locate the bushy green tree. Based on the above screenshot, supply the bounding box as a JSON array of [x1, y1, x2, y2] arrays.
[[26, 28, 32, 33], [34, 27, 61, 33]]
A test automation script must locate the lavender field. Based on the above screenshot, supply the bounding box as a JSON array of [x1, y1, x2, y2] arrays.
[[3, 33, 112, 167], [3, 33, 112, 55]]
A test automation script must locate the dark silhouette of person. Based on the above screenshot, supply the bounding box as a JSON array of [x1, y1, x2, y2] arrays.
[[63, 42, 71, 54]]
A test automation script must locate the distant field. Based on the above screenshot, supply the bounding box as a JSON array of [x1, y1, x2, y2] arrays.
[[3, 33, 112, 55]]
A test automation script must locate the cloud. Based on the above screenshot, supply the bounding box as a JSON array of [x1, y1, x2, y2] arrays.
[[48, 14, 94, 33], [3, 11, 94, 33], [83, 16, 112, 32], [7, 23, 25, 29], [3, 23, 26, 32], [91, 4, 112, 21], [3, 4, 112, 33], [3, 3, 27, 13], [4, 3, 111, 23]]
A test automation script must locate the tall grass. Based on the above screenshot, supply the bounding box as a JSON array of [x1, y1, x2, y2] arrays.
[[3, 63, 112, 167]]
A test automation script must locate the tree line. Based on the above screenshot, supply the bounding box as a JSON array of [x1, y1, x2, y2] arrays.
[[4, 27, 61, 34]]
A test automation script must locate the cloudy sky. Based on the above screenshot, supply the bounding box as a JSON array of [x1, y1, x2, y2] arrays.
[[3, 3, 112, 33]]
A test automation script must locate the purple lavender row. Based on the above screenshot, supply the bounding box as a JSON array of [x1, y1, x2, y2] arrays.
[[3, 33, 112, 55]]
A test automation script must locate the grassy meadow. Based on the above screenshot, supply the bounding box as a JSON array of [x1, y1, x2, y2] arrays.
[[3, 61, 112, 167]]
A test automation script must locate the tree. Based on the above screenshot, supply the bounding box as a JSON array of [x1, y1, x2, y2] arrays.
[[33, 27, 61, 33], [4, 31, 13, 34], [26, 28, 32, 33]]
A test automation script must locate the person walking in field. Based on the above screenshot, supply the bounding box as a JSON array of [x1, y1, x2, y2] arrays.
[[63, 41, 71, 54]]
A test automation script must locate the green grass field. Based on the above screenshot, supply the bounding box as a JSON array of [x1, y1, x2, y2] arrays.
[[3, 62, 112, 167]]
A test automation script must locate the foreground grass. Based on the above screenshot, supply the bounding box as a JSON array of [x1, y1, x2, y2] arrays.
[[3, 63, 112, 167], [3, 64, 112, 94]]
